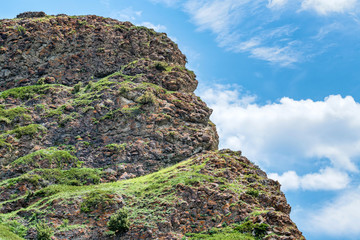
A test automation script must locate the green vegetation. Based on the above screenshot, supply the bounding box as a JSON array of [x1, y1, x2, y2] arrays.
[[107, 208, 130, 233], [186, 227, 254, 240], [11, 168, 103, 187], [136, 91, 156, 105], [0, 106, 30, 124], [234, 220, 269, 239], [80, 190, 115, 213], [6, 124, 46, 138], [154, 61, 168, 71], [187, 221, 269, 240], [245, 188, 259, 198], [0, 224, 24, 240], [11, 147, 80, 168], [1, 220, 27, 238], [16, 25, 26, 34], [0, 85, 69, 100], [105, 143, 126, 152], [35, 222, 53, 240]]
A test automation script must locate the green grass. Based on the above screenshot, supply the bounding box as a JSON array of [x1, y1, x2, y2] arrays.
[[0, 224, 24, 240], [0, 106, 30, 124], [186, 227, 255, 240], [0, 149, 269, 238], [2, 168, 103, 187], [0, 157, 214, 228], [0, 84, 69, 100], [6, 124, 46, 138], [11, 147, 80, 168]]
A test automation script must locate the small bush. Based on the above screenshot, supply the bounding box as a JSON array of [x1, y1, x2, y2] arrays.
[[154, 62, 167, 71], [107, 209, 130, 234], [245, 188, 259, 198], [136, 91, 156, 105], [105, 143, 126, 152], [72, 82, 83, 93], [80, 190, 114, 213], [35, 222, 53, 240], [234, 220, 269, 239], [16, 25, 26, 34]]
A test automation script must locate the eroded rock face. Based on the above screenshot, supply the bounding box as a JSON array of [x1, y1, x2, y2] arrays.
[[0, 12, 304, 240], [0, 14, 218, 180], [0, 14, 187, 91]]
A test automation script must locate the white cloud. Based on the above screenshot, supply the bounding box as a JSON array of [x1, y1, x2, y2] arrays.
[[183, 0, 303, 66], [198, 84, 360, 178], [250, 45, 300, 66], [111, 7, 142, 21], [269, 168, 350, 191], [140, 22, 167, 32], [268, 0, 289, 9], [150, 0, 181, 7], [301, 0, 357, 15], [184, 0, 250, 34], [312, 23, 342, 40], [304, 187, 360, 236], [150, 0, 360, 66]]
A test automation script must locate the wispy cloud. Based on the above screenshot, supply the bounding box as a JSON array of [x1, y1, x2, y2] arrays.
[[267, 0, 289, 9], [111, 7, 142, 21], [301, 0, 357, 15], [152, 0, 360, 66], [303, 186, 360, 236], [149, 0, 181, 7], [140, 22, 167, 32]]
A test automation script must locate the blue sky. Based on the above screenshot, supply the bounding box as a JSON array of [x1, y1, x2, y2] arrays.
[[2, 1, 360, 239]]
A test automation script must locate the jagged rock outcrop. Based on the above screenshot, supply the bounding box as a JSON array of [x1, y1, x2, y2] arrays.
[[0, 12, 304, 240]]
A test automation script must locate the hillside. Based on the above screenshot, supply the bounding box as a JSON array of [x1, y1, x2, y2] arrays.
[[0, 12, 304, 239]]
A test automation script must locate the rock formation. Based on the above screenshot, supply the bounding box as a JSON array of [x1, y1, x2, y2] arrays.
[[0, 12, 305, 240]]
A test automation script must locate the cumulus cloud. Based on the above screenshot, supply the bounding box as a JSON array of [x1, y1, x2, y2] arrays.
[[301, 0, 357, 15], [198, 84, 360, 179], [140, 22, 167, 32], [303, 187, 360, 236], [269, 168, 350, 191]]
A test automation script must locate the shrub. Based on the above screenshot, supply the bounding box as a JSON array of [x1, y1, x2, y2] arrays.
[[72, 82, 82, 93], [234, 220, 269, 239], [80, 190, 114, 213], [5, 220, 28, 238], [245, 188, 259, 198], [105, 143, 126, 152], [154, 62, 167, 71], [107, 209, 130, 233], [16, 25, 26, 34], [35, 222, 53, 240], [136, 91, 156, 105]]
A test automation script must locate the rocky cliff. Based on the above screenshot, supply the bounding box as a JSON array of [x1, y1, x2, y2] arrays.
[[0, 12, 304, 240]]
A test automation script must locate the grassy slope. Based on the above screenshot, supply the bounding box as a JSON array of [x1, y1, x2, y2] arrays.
[[0, 152, 263, 239], [0, 224, 24, 240]]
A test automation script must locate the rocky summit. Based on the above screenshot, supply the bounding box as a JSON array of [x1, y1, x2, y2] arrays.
[[0, 12, 305, 240]]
